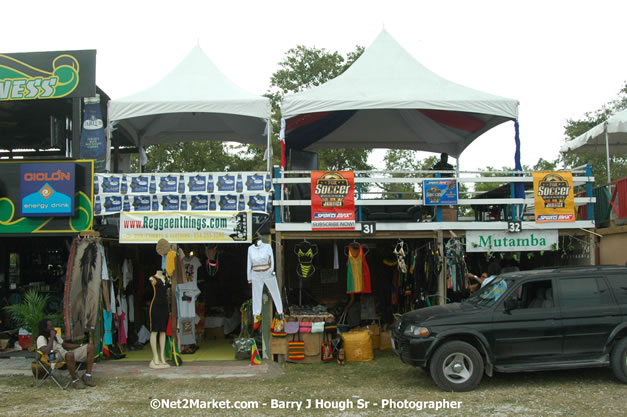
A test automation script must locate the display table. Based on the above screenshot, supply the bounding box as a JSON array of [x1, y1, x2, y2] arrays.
[[271, 313, 334, 364]]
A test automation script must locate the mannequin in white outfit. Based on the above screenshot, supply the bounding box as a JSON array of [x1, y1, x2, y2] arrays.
[[247, 236, 284, 329]]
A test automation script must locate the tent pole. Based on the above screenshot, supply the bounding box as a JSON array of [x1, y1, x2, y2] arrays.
[[106, 101, 112, 172], [604, 123, 611, 184], [138, 136, 143, 173], [266, 119, 272, 172]]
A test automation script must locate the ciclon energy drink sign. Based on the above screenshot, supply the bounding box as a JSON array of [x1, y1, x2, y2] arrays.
[[20, 163, 75, 216], [311, 171, 355, 230]]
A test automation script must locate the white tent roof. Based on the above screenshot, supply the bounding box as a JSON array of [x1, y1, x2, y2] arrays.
[[109, 45, 271, 147], [560, 108, 627, 154], [280, 29, 519, 158]]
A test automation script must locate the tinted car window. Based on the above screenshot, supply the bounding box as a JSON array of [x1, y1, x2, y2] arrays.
[[465, 276, 509, 307], [606, 275, 627, 304], [559, 277, 613, 308]]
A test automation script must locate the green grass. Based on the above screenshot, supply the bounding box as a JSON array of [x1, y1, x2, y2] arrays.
[[1, 351, 626, 416]]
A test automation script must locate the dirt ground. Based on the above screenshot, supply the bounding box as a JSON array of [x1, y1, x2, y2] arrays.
[[1, 351, 625, 417]]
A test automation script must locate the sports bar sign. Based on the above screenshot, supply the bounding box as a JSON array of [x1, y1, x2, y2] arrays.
[[310, 171, 355, 230]]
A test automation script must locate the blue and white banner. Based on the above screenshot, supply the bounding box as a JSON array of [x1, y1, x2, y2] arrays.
[[79, 98, 106, 172], [94, 172, 272, 216]]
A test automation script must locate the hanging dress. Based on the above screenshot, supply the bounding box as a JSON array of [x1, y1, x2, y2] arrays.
[[346, 245, 372, 294]]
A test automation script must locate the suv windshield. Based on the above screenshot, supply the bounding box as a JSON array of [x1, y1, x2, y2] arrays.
[[466, 276, 509, 307]]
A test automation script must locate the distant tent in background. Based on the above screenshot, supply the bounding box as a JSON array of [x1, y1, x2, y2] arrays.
[[280, 29, 520, 172], [108, 45, 272, 170], [560, 108, 627, 184]]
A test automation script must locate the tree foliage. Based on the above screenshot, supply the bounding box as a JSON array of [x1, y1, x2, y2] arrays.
[[561, 82, 627, 183], [267, 45, 372, 170], [142, 141, 266, 173]]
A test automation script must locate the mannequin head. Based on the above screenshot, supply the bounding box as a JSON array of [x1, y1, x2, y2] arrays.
[[155, 270, 165, 280], [253, 233, 263, 247]]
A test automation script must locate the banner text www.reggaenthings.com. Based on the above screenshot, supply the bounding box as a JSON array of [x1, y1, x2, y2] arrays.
[[149, 398, 463, 411]]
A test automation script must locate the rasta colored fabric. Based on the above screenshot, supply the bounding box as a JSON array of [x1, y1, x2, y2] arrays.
[[346, 245, 372, 294], [288, 340, 305, 360], [294, 241, 317, 278]]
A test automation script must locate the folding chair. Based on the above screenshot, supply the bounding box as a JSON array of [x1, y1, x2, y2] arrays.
[[32, 350, 84, 390]]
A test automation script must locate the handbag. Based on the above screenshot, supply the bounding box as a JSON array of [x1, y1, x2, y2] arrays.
[[233, 337, 254, 360], [285, 321, 300, 334], [321, 333, 333, 361], [287, 334, 304, 360], [311, 322, 325, 333], [324, 323, 338, 334], [299, 322, 312, 333]]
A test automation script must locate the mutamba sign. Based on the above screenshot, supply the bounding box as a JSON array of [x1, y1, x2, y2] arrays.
[[119, 211, 252, 244], [466, 230, 558, 252]]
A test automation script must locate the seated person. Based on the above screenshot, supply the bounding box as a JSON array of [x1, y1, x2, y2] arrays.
[[468, 272, 487, 294], [36, 318, 96, 389]]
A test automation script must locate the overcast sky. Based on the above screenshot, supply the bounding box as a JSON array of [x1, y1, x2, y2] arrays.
[[3, 0, 625, 172]]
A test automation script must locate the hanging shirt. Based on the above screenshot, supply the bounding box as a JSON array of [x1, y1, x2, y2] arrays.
[[176, 281, 201, 345], [122, 258, 133, 289], [183, 256, 202, 284]]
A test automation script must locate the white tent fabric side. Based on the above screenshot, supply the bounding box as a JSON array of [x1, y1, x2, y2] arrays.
[[108, 45, 271, 148], [280, 29, 519, 159], [560, 108, 627, 183]]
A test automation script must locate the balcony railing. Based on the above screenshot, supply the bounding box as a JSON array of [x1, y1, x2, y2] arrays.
[[272, 166, 596, 232]]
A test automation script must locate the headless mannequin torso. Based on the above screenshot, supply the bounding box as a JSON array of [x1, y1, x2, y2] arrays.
[[149, 270, 170, 369]]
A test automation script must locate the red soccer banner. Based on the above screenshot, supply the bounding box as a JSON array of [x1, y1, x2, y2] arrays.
[[310, 171, 355, 230]]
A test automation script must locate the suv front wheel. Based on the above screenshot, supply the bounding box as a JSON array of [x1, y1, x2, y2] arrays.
[[610, 338, 627, 383], [429, 341, 484, 392]]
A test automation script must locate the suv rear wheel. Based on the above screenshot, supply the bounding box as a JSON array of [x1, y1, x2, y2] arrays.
[[429, 341, 484, 392], [610, 338, 627, 383]]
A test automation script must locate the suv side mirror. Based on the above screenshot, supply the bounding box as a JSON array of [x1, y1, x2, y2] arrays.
[[503, 298, 518, 313]]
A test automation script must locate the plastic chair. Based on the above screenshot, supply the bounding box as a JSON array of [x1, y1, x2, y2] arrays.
[[32, 350, 83, 390]]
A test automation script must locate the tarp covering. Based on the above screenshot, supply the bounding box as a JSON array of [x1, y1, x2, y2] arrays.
[[280, 29, 519, 158], [109, 45, 270, 147], [560, 108, 627, 154]]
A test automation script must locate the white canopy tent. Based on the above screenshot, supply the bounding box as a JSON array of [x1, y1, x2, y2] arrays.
[[560, 108, 627, 183], [108, 45, 272, 170], [280, 29, 519, 162]]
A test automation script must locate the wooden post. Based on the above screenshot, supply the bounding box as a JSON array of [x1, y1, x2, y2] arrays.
[[588, 233, 597, 265], [275, 231, 284, 291], [437, 231, 446, 305]]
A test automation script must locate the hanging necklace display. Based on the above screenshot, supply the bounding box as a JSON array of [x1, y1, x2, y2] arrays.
[[393, 239, 409, 274], [205, 245, 219, 277], [294, 240, 318, 278]]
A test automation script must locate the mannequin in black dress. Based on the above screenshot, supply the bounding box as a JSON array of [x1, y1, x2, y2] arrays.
[[149, 270, 170, 369]]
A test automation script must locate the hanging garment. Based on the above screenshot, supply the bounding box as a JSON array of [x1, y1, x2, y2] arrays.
[[182, 256, 202, 284], [346, 245, 372, 294], [64, 237, 103, 340], [149, 276, 169, 332], [103, 310, 113, 345], [294, 241, 317, 278], [122, 258, 133, 289], [176, 280, 200, 345], [117, 312, 127, 345], [446, 239, 468, 292], [247, 243, 284, 316], [206, 246, 219, 277]]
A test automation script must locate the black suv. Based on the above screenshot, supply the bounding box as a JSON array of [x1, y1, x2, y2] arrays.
[[392, 265, 627, 391]]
